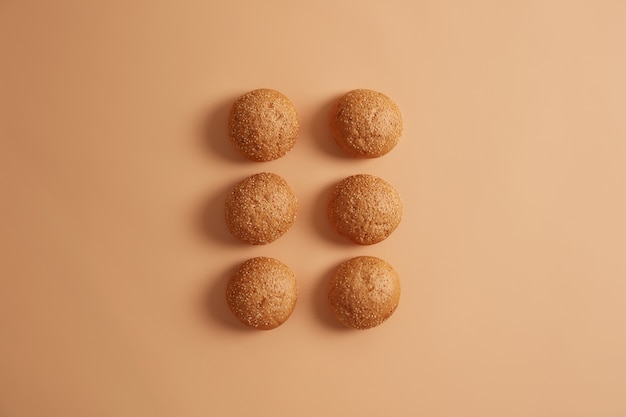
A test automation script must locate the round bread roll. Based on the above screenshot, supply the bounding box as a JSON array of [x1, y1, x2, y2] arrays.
[[225, 172, 297, 245], [329, 89, 402, 158], [226, 257, 298, 330], [228, 89, 299, 161], [328, 256, 401, 329], [327, 174, 402, 245]]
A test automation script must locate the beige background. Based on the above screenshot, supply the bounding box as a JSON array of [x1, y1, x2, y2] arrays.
[[1, 1, 626, 416]]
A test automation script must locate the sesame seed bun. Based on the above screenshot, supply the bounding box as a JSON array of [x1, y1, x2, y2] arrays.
[[330, 89, 402, 158], [327, 174, 402, 245], [226, 257, 298, 330], [228, 89, 299, 161], [328, 256, 401, 329], [225, 172, 297, 245]]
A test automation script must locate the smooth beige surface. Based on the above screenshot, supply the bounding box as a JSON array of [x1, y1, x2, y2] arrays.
[[1, 1, 626, 416]]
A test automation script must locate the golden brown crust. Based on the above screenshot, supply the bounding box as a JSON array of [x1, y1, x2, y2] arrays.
[[228, 89, 299, 162], [225, 172, 297, 245], [329, 89, 402, 158], [226, 257, 298, 330], [328, 256, 401, 329], [327, 174, 402, 245]]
